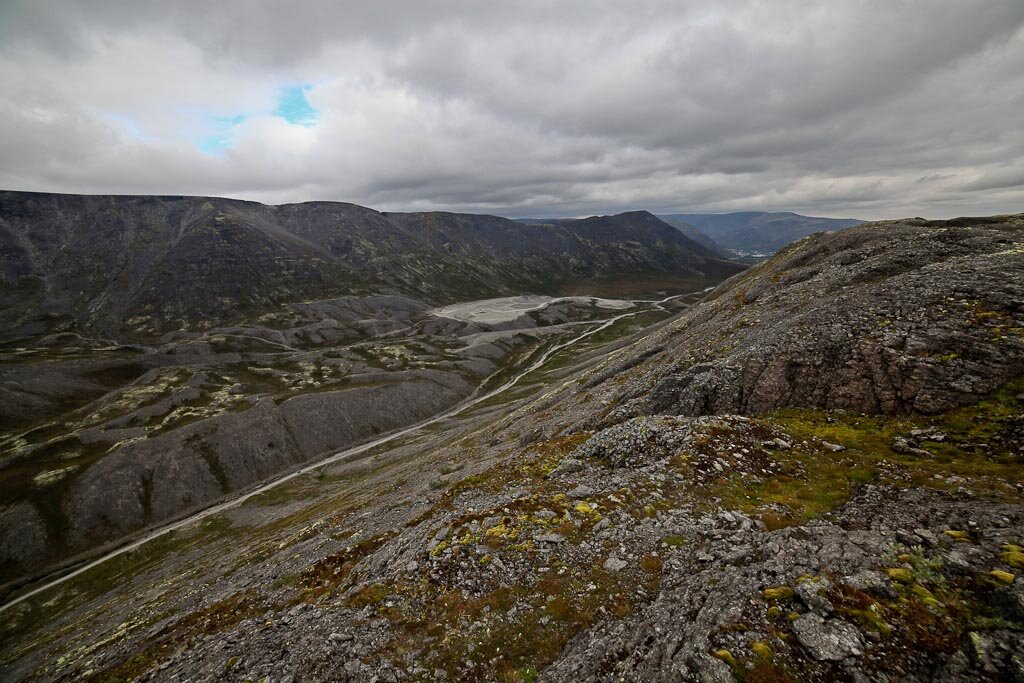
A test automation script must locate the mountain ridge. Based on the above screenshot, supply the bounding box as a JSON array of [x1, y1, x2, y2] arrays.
[[659, 210, 864, 253], [0, 191, 742, 340]]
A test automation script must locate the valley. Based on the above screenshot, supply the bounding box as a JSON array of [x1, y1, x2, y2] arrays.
[[0, 290, 698, 589], [0, 204, 1021, 683]]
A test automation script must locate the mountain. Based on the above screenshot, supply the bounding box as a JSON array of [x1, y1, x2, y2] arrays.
[[658, 211, 864, 254], [3, 214, 1022, 682], [518, 215, 728, 258], [653, 216, 727, 255], [0, 192, 743, 340]]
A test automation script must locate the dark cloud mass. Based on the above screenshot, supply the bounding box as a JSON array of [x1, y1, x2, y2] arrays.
[[0, 0, 1022, 219]]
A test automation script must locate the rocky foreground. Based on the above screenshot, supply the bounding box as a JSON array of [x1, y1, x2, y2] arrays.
[[1, 214, 1023, 682]]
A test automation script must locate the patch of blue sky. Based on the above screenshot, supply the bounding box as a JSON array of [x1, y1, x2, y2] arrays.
[[191, 84, 317, 154], [197, 114, 247, 155], [274, 84, 318, 126]]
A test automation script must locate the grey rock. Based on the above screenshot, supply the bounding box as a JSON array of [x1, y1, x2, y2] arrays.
[[795, 577, 834, 614], [568, 484, 596, 499], [603, 556, 628, 572], [792, 613, 864, 661], [549, 457, 585, 477], [844, 570, 895, 599]]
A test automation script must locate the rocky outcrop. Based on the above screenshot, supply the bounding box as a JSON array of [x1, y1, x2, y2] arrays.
[[598, 214, 1024, 420]]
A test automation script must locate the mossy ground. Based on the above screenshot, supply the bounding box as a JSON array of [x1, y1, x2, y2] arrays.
[[704, 378, 1024, 527]]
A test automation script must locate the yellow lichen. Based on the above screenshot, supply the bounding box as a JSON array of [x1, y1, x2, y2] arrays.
[[713, 649, 737, 668], [762, 586, 795, 600], [886, 567, 914, 583], [999, 548, 1024, 569], [989, 570, 1015, 585], [944, 530, 971, 542], [751, 641, 774, 660]]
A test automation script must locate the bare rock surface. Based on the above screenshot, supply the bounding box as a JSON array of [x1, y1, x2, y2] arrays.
[[600, 215, 1024, 420]]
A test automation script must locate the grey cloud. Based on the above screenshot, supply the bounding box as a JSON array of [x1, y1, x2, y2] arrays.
[[0, 0, 1022, 220]]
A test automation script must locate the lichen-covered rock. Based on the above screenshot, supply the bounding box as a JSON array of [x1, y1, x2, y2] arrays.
[[570, 415, 714, 467]]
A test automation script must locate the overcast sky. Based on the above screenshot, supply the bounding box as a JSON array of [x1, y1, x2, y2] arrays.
[[0, 1, 1022, 219]]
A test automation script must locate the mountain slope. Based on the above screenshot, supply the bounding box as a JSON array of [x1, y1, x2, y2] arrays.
[[3, 215, 1022, 683], [659, 211, 864, 253], [652, 216, 727, 255], [597, 214, 1024, 421], [518, 214, 727, 257], [0, 192, 742, 339]]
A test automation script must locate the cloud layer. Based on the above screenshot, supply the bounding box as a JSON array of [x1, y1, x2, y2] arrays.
[[1, 0, 1022, 219]]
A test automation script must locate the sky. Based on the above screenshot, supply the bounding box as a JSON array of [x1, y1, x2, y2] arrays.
[[0, 1, 1022, 220]]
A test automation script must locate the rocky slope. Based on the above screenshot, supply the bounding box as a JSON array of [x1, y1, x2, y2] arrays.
[[596, 214, 1024, 422], [1, 214, 1022, 683], [660, 211, 864, 254], [0, 191, 740, 339]]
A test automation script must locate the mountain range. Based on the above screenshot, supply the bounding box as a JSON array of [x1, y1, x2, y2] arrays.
[[0, 192, 741, 340], [658, 211, 864, 254]]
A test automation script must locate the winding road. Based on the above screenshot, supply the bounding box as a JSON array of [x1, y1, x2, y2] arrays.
[[0, 292, 691, 614]]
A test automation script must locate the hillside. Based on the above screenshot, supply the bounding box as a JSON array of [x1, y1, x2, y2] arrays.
[[518, 215, 728, 259], [659, 211, 864, 254], [1, 214, 1021, 682], [652, 216, 727, 255], [0, 192, 741, 339]]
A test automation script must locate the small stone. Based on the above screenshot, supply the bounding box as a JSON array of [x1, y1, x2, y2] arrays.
[[568, 484, 596, 499], [535, 533, 565, 544], [549, 457, 585, 477], [821, 441, 845, 452], [603, 555, 628, 572], [844, 570, 895, 599], [896, 530, 922, 546], [796, 577, 834, 614], [792, 613, 864, 661]]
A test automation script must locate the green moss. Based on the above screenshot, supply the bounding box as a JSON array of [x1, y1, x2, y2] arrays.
[[751, 641, 774, 660], [762, 586, 795, 601], [346, 583, 392, 608], [887, 567, 915, 583], [988, 570, 1015, 585], [1000, 546, 1024, 569], [713, 648, 738, 669]]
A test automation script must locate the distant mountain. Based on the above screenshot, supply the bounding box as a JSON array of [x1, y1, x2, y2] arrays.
[[651, 217, 727, 256], [516, 216, 726, 257], [0, 192, 743, 339], [657, 211, 864, 254]]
